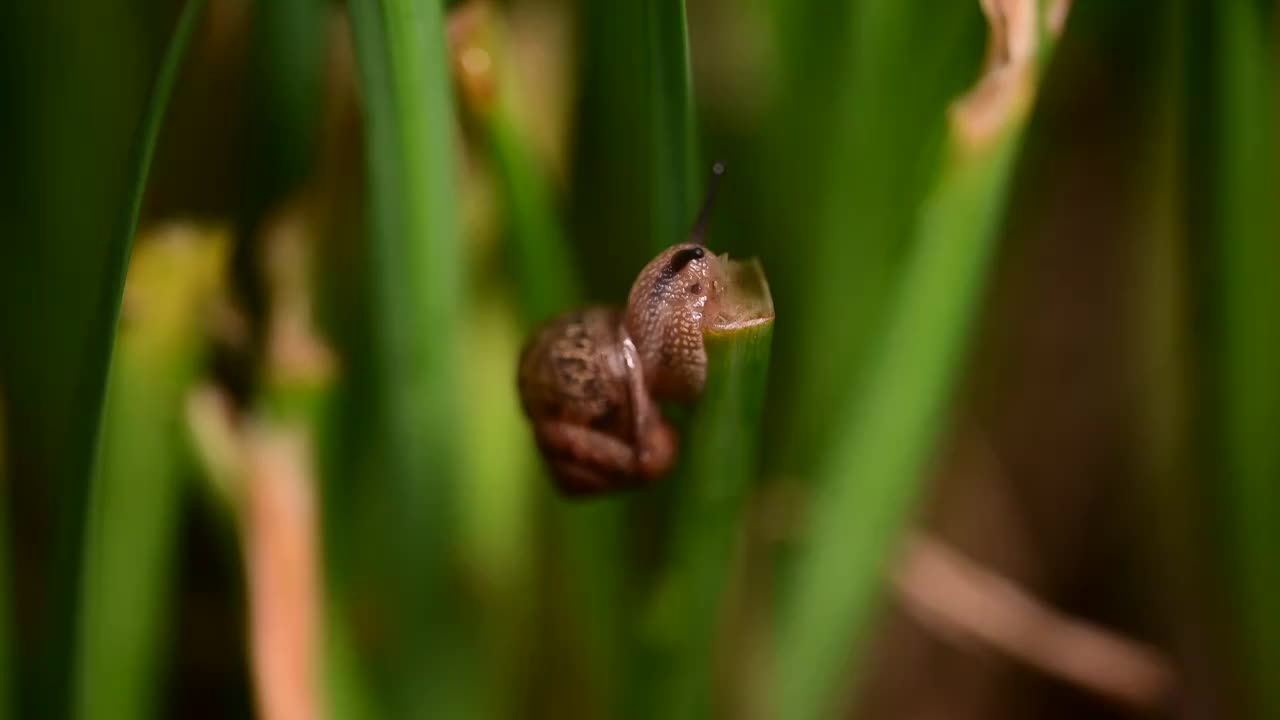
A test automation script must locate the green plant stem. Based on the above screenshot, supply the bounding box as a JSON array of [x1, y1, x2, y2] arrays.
[[74, 232, 224, 720], [48, 2, 204, 716], [491, 109, 628, 720], [473, 7, 697, 710], [1131, 0, 1214, 677], [487, 116, 580, 325], [345, 0, 465, 715], [459, 19, 632, 710], [0, 398, 11, 720], [645, 0, 697, 251], [773, 5, 1067, 716], [766, 0, 981, 479], [73, 0, 204, 504], [4, 8, 150, 708], [569, 0, 697, 292], [1211, 1, 1280, 715], [653, 270, 774, 720]]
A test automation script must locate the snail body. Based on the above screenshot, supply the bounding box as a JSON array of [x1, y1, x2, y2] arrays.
[[518, 166, 726, 496]]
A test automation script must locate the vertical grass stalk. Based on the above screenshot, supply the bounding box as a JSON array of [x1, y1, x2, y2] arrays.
[[58, 2, 205, 717], [653, 262, 774, 720], [451, 8, 581, 323], [774, 3, 1070, 717], [0, 398, 11, 720], [5, 8, 151, 707], [450, 10, 629, 712], [1130, 0, 1217, 682], [67, 0, 204, 521], [345, 0, 465, 714], [533, 0, 699, 709], [489, 116, 581, 322], [1210, 1, 1280, 715], [74, 228, 228, 720], [767, 0, 983, 478], [645, 0, 697, 251], [569, 0, 697, 290]]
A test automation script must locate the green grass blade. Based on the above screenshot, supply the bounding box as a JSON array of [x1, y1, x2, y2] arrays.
[[773, 4, 1069, 717], [0, 398, 11, 720], [496, 83, 630, 720], [569, 1, 651, 294], [645, 0, 697, 252], [73, 0, 205, 494], [1209, 1, 1280, 715], [487, 78, 627, 720], [453, 12, 634, 711], [652, 262, 774, 720], [345, 0, 464, 714], [455, 8, 696, 711], [74, 229, 227, 720], [45, 2, 204, 715], [487, 115, 580, 324], [324, 603, 377, 720], [569, 0, 697, 292], [766, 0, 983, 478], [455, 18, 632, 713], [1130, 0, 1214, 669]]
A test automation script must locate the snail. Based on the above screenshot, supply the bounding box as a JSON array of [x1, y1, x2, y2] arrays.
[[518, 163, 727, 496]]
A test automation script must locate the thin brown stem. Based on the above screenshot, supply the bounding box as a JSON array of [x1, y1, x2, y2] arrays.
[[894, 531, 1175, 712]]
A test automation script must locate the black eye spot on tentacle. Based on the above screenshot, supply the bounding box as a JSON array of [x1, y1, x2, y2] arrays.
[[662, 247, 704, 281], [687, 283, 702, 294]]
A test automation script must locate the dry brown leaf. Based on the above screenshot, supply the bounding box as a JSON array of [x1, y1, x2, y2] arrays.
[[951, 0, 1073, 150]]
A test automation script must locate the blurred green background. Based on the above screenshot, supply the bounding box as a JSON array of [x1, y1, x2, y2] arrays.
[[1, 0, 1277, 718]]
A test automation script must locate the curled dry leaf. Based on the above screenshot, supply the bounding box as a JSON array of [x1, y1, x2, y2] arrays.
[[950, 0, 1073, 150]]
